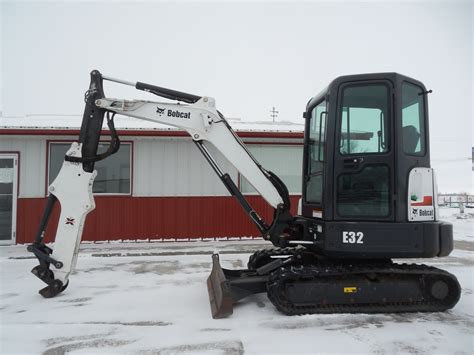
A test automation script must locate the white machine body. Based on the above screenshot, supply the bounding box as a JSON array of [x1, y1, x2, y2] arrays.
[[48, 143, 96, 284], [96, 97, 284, 209], [407, 167, 437, 222]]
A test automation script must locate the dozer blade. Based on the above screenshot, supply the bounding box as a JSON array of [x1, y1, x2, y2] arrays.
[[207, 253, 235, 319]]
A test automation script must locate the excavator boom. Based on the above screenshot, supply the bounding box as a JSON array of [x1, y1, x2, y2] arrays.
[[28, 70, 295, 301]]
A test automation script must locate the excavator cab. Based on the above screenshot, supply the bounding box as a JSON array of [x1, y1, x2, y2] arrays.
[[298, 73, 452, 259]]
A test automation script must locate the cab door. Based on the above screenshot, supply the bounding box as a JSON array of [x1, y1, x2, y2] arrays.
[[333, 81, 395, 221]]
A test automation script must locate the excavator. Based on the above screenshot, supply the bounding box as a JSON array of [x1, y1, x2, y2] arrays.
[[28, 70, 461, 318]]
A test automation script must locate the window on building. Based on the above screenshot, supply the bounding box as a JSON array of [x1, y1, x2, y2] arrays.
[[49, 142, 132, 194], [240, 145, 302, 194], [402, 82, 426, 155]]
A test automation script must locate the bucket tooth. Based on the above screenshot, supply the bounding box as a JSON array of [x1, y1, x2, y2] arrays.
[[207, 253, 234, 319]]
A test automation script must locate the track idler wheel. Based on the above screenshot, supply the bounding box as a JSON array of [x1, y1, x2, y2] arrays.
[[430, 280, 449, 300], [424, 274, 461, 309]]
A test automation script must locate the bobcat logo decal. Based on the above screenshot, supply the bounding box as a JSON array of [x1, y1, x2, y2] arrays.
[[156, 107, 166, 115]]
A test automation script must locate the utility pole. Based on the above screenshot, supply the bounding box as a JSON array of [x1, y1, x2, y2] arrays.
[[270, 107, 279, 123]]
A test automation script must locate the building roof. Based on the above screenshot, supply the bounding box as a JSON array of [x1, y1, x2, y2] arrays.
[[0, 114, 304, 134]]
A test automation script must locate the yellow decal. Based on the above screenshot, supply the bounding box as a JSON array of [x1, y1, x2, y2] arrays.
[[344, 287, 357, 293]]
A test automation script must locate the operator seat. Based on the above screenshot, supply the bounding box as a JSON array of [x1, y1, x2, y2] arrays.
[[403, 125, 420, 154]]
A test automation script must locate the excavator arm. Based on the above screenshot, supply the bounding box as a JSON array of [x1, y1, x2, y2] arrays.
[[28, 70, 295, 300]]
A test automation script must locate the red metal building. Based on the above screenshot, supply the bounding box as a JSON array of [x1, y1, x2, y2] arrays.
[[0, 115, 303, 245]]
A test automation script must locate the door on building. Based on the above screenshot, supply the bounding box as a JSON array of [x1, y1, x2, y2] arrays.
[[0, 154, 18, 245]]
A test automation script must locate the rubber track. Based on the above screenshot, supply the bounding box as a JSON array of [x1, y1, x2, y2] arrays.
[[267, 262, 461, 315]]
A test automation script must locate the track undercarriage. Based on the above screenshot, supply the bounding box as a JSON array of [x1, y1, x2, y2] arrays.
[[207, 247, 461, 318]]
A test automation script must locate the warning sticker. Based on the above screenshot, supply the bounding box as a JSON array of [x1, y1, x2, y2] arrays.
[[343, 287, 357, 293]]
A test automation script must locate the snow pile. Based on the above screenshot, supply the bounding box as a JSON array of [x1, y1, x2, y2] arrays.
[[456, 213, 474, 220], [439, 207, 474, 242]]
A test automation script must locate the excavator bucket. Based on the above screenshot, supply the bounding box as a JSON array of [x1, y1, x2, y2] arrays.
[[207, 253, 235, 318]]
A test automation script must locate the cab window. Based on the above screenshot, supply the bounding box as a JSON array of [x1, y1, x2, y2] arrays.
[[306, 100, 327, 204], [339, 85, 390, 155], [402, 82, 426, 155]]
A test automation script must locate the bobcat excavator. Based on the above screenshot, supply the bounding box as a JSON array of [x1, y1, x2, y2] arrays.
[[28, 70, 461, 318]]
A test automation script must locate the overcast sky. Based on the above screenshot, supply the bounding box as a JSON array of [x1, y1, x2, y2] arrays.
[[1, 0, 473, 193]]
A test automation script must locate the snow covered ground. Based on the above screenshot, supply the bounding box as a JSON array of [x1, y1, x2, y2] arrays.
[[1, 208, 472, 354]]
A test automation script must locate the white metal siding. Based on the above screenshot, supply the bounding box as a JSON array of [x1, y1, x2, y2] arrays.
[[133, 138, 236, 196], [0, 136, 46, 197], [0, 134, 302, 199], [241, 145, 303, 194]]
